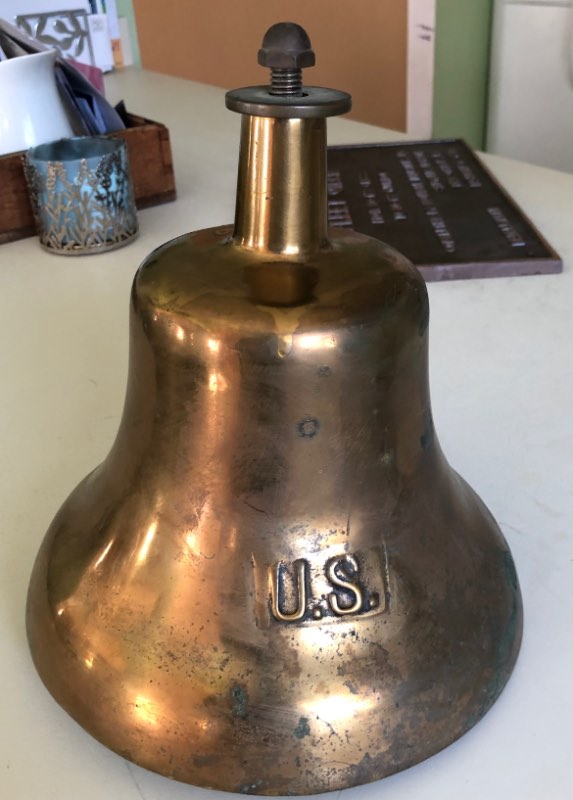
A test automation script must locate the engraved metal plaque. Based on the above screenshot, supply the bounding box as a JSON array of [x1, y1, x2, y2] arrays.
[[327, 139, 562, 281]]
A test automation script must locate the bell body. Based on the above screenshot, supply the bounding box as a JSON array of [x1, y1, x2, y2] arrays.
[[27, 221, 521, 794], [27, 28, 522, 794]]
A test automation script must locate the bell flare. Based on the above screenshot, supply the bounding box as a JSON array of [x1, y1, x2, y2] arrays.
[[26, 461, 521, 793]]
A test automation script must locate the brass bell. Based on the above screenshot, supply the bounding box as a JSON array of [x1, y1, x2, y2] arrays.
[[27, 22, 522, 795]]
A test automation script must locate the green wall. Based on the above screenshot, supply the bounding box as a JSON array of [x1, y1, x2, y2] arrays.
[[117, 0, 141, 65], [432, 0, 493, 149]]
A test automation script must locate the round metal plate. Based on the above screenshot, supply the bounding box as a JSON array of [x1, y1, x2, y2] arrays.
[[225, 85, 351, 118]]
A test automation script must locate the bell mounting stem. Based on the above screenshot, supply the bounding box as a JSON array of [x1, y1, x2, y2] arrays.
[[225, 23, 351, 257]]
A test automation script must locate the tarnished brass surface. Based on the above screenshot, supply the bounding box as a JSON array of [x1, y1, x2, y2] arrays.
[[27, 29, 522, 797]]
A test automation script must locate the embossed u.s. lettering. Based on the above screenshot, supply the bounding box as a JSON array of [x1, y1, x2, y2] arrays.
[[269, 548, 387, 623]]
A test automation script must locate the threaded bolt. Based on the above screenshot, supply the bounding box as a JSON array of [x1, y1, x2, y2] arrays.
[[269, 67, 303, 96], [258, 22, 315, 98]]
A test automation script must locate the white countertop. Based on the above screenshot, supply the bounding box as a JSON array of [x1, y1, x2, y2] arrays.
[[1, 68, 572, 799]]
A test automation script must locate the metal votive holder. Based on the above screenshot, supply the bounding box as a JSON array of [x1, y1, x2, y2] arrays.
[[24, 136, 138, 255]]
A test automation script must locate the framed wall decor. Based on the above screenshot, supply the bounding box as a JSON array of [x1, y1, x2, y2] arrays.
[[16, 9, 95, 65]]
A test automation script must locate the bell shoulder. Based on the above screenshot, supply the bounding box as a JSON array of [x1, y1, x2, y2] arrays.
[[131, 224, 429, 339]]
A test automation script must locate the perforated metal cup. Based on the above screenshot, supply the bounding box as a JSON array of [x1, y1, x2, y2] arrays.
[[24, 136, 138, 255]]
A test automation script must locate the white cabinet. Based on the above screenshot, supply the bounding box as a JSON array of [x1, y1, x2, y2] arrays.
[[487, 0, 573, 172]]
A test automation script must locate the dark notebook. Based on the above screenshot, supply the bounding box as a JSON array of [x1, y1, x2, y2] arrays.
[[326, 139, 562, 281]]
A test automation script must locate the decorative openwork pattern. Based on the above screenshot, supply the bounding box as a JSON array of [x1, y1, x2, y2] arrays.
[[24, 144, 138, 254], [16, 10, 95, 65]]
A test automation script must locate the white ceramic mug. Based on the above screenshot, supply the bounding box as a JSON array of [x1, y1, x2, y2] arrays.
[[0, 49, 74, 156]]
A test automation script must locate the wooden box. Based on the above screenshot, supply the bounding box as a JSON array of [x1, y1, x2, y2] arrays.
[[0, 112, 177, 245]]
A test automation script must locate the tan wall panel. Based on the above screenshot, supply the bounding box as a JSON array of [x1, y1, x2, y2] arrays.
[[133, 0, 407, 131]]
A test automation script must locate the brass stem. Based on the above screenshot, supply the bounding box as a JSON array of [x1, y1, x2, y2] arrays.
[[233, 115, 328, 257]]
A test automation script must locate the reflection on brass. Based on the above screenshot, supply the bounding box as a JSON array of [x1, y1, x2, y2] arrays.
[[245, 262, 319, 306], [27, 22, 522, 796], [234, 115, 327, 256]]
